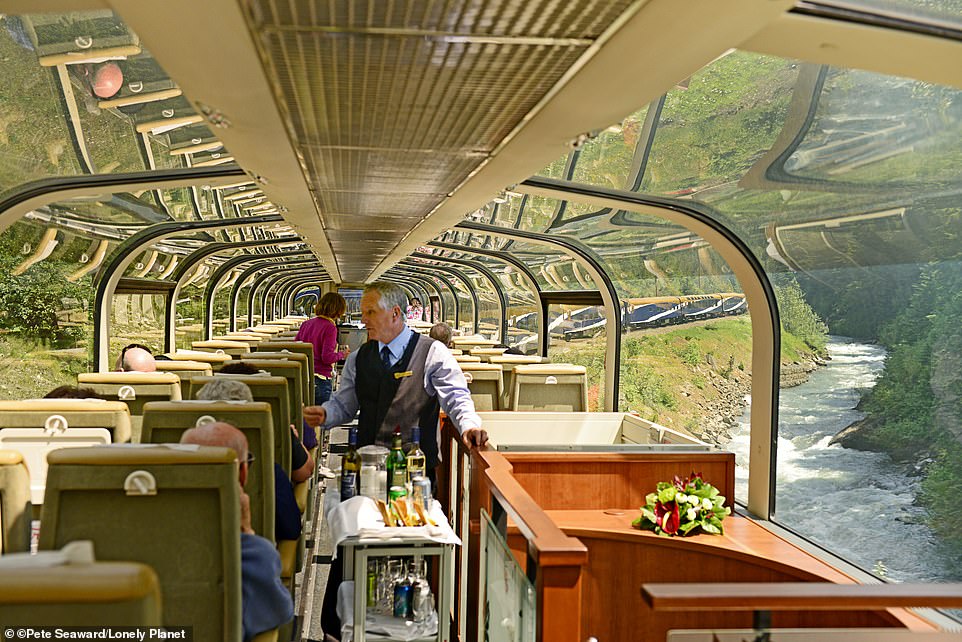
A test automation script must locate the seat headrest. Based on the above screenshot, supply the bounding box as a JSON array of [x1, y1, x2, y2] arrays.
[[46, 444, 238, 466], [78, 372, 180, 385], [514, 364, 586, 375]]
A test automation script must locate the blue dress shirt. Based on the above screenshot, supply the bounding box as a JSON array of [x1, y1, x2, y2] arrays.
[[321, 325, 481, 434]]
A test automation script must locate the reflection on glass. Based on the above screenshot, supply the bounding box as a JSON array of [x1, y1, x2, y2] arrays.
[[0, 220, 93, 398], [0, 10, 228, 201], [610, 50, 961, 583], [479, 509, 536, 642], [571, 105, 648, 190], [808, 0, 962, 30]]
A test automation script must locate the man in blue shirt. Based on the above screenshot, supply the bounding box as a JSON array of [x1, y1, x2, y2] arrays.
[[304, 281, 487, 467], [303, 282, 486, 641], [181, 422, 293, 641]]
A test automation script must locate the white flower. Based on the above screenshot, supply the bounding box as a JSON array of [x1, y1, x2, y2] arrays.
[[686, 507, 698, 521], [676, 493, 688, 505], [702, 497, 713, 511]]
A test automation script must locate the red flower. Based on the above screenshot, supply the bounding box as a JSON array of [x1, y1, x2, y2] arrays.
[[654, 500, 680, 535]]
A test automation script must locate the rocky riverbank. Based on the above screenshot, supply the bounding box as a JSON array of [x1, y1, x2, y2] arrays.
[[693, 354, 822, 447]]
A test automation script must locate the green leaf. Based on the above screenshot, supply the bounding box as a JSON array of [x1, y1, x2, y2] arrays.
[[657, 486, 676, 503]]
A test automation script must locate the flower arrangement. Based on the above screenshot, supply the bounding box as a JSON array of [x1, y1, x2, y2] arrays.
[[632, 472, 730, 536]]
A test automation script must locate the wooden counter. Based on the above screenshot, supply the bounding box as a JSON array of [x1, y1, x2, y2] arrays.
[[538, 509, 936, 642]]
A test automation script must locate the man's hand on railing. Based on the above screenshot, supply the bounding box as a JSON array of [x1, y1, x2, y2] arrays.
[[462, 427, 488, 448]]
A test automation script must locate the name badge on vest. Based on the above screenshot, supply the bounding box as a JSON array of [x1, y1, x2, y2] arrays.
[[394, 370, 414, 379]]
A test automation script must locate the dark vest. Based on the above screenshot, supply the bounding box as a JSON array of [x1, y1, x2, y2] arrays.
[[355, 332, 441, 469]]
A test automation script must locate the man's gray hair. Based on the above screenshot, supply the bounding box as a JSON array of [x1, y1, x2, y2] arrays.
[[196, 378, 254, 402], [364, 282, 408, 313]]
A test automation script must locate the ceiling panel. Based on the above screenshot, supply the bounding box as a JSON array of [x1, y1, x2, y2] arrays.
[[246, 0, 637, 281]]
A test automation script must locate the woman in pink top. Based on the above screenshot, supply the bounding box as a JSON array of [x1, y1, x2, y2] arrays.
[[296, 292, 348, 405]]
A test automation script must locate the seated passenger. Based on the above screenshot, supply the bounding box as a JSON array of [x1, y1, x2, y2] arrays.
[[180, 422, 293, 641], [114, 343, 157, 372], [217, 362, 322, 480], [428, 322, 454, 349], [44, 385, 107, 400], [196, 379, 301, 541]]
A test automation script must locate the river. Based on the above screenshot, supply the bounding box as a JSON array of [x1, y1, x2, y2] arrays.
[[725, 336, 960, 582]]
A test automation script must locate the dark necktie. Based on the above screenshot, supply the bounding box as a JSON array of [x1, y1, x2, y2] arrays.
[[381, 346, 392, 369]]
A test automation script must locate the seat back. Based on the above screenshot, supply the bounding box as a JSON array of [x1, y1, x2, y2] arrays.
[[237, 359, 304, 430], [191, 340, 251, 357], [76, 372, 181, 442], [153, 360, 213, 385], [510, 364, 588, 412], [256, 341, 315, 387], [40, 445, 242, 640], [0, 450, 31, 553], [454, 355, 482, 364], [141, 400, 276, 542], [242, 352, 310, 417], [188, 375, 292, 476], [164, 350, 233, 367], [469, 347, 508, 362], [460, 363, 503, 411], [491, 355, 550, 409], [0, 560, 162, 626], [0, 399, 132, 504]]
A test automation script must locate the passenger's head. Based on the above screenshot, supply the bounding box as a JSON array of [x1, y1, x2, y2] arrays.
[[409, 297, 422, 308], [429, 322, 453, 348], [116, 343, 156, 372], [315, 292, 347, 320], [196, 378, 254, 402], [44, 385, 107, 400], [218, 362, 262, 376], [361, 282, 408, 344], [180, 421, 250, 485]]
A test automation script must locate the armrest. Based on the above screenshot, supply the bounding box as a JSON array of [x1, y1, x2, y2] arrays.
[[293, 480, 309, 514], [277, 539, 298, 580]]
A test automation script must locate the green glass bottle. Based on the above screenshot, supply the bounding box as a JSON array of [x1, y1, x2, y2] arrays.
[[340, 427, 361, 501], [406, 426, 426, 483], [385, 426, 407, 501]]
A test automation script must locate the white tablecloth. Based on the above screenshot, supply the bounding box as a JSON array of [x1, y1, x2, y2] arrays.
[[324, 491, 461, 558]]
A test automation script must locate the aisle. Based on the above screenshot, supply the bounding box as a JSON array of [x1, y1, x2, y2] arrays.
[[297, 426, 349, 642]]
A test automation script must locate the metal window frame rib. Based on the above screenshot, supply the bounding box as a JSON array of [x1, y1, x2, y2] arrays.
[[0, 166, 246, 234], [390, 266, 461, 330], [399, 261, 478, 334], [455, 218, 622, 411], [203, 250, 314, 339], [271, 270, 329, 320], [93, 212, 283, 371], [286, 281, 323, 316], [428, 240, 544, 355], [280, 277, 329, 318], [410, 252, 507, 344], [247, 264, 321, 328], [164, 238, 307, 351], [227, 255, 316, 332], [515, 176, 780, 519], [263, 269, 328, 322], [232, 260, 310, 331], [256, 265, 329, 325]]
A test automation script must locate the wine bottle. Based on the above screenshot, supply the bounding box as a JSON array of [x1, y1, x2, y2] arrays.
[[340, 427, 361, 501], [406, 426, 426, 483], [385, 426, 407, 501]]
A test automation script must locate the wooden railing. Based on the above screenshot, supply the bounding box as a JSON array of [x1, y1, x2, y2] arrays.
[[641, 582, 962, 611], [437, 417, 588, 642], [642, 582, 962, 633]]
